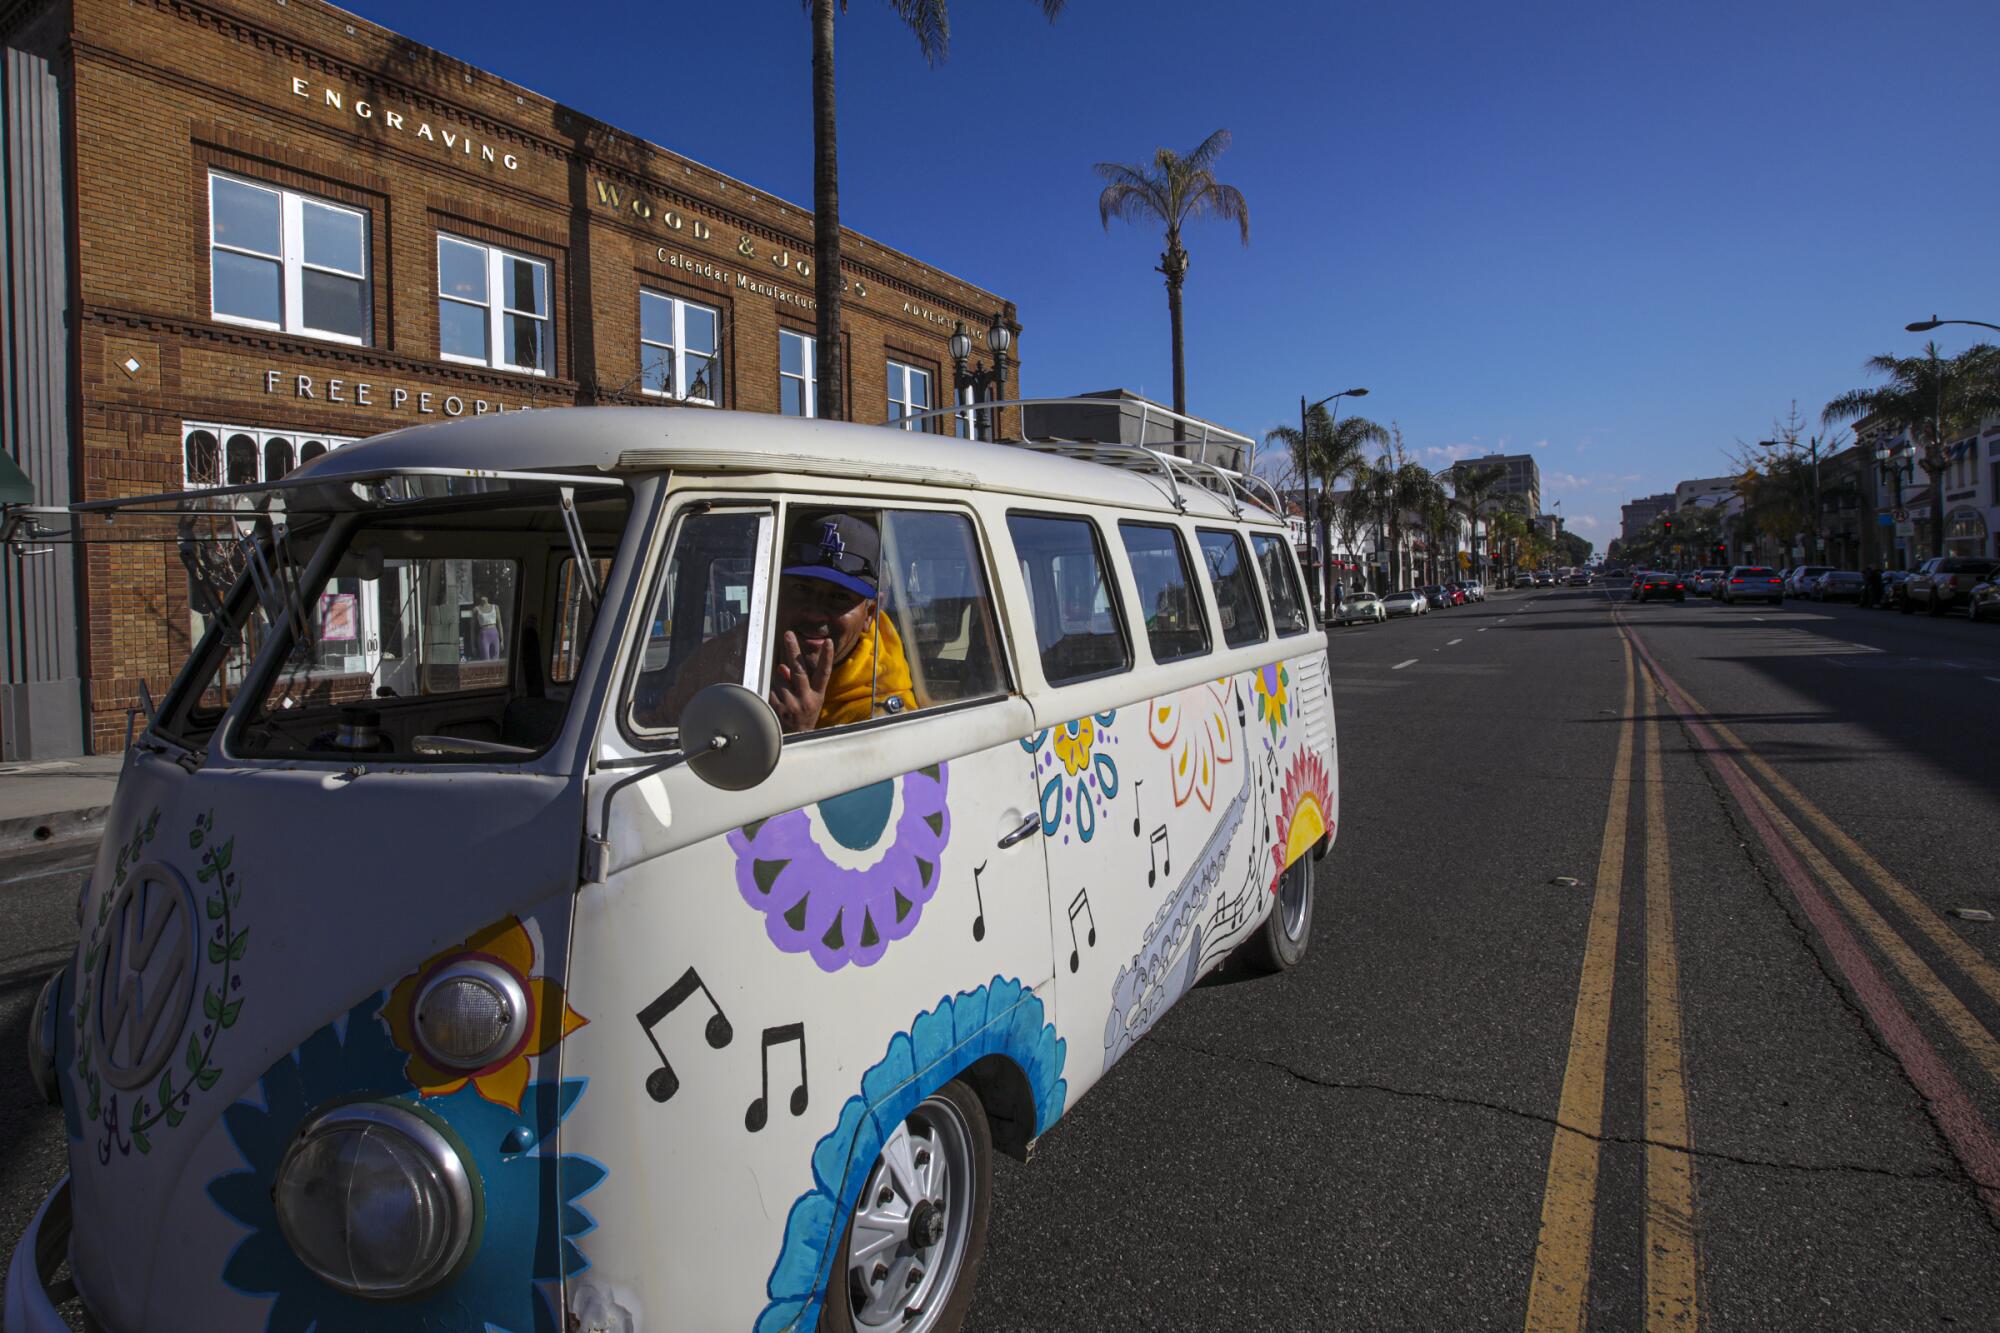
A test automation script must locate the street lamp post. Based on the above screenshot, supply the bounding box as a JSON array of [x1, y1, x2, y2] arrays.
[[1296, 386, 1368, 612], [1875, 440, 1915, 569], [1903, 317, 1998, 559], [1759, 436, 1825, 564], [949, 314, 1012, 441]]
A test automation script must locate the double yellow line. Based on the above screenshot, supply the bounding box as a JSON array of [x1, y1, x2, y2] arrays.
[[1525, 633, 1699, 1332]]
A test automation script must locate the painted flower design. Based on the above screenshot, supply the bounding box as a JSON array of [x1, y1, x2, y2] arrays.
[[730, 763, 950, 971], [1021, 712, 1120, 842], [755, 976, 1066, 1333], [209, 991, 604, 1333], [1271, 748, 1334, 892], [383, 915, 587, 1113], [1148, 679, 1236, 810], [1252, 662, 1290, 745], [1053, 715, 1096, 776]]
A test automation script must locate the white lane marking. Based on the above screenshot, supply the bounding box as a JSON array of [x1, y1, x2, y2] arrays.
[[1479, 627, 1489, 632], [1392, 659, 1418, 670], [1448, 638, 1463, 645]]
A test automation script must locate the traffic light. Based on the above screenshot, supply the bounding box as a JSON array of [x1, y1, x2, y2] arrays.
[[1662, 517, 1674, 534]]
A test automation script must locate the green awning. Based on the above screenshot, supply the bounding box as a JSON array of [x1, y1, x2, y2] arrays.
[[0, 452, 34, 507]]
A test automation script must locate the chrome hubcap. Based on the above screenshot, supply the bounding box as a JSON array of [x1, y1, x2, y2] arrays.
[[1279, 856, 1310, 941], [844, 1096, 975, 1331]]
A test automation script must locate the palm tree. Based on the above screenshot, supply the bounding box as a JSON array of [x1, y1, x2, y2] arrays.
[[808, 0, 1065, 422], [1420, 483, 1457, 583], [1095, 130, 1250, 416], [1448, 463, 1503, 585], [1821, 341, 2000, 558], [1268, 406, 1388, 606]]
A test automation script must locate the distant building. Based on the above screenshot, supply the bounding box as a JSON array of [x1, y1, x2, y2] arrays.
[[1620, 493, 1675, 543], [1673, 476, 1736, 510], [1447, 453, 1541, 519]]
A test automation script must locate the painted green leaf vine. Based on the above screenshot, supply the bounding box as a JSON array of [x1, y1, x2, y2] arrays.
[[74, 807, 249, 1159]]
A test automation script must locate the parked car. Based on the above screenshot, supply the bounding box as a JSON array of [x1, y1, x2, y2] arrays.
[[1783, 565, 1833, 598], [1631, 570, 1686, 603], [1421, 585, 1450, 610], [1461, 580, 1488, 602], [1721, 565, 1785, 604], [1690, 568, 1725, 596], [1338, 591, 1387, 624], [1382, 588, 1429, 617], [1904, 556, 2000, 616], [1968, 579, 2000, 623], [1809, 570, 1864, 602]]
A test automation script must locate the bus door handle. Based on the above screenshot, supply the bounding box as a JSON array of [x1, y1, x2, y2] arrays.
[[997, 812, 1041, 849]]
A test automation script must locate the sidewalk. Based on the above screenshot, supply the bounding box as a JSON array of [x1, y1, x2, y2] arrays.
[[0, 753, 126, 852]]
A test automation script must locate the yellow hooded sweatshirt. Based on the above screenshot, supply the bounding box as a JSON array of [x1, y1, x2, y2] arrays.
[[818, 610, 917, 728]]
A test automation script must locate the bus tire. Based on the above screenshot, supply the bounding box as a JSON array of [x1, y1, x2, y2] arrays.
[[1247, 852, 1314, 974], [821, 1078, 992, 1333]]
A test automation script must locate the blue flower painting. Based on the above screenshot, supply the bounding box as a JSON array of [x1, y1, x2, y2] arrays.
[[754, 976, 1066, 1333], [207, 992, 604, 1333]]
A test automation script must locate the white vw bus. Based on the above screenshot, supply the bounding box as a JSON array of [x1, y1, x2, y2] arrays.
[[10, 403, 1338, 1333]]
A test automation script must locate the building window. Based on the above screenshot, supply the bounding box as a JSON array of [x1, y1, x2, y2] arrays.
[[640, 291, 719, 403], [887, 360, 932, 430], [183, 423, 354, 489], [779, 329, 816, 417], [438, 235, 551, 374], [208, 173, 369, 344]]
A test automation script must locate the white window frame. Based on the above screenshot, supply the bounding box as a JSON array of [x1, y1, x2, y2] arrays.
[[639, 290, 721, 405], [887, 359, 933, 431], [207, 172, 370, 346], [779, 329, 818, 418], [437, 234, 552, 376], [181, 422, 357, 490]]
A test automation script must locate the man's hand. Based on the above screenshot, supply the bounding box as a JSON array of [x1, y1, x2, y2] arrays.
[[769, 631, 835, 733]]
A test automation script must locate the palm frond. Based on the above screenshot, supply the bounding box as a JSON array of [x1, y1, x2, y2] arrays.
[[1097, 179, 1167, 230], [1189, 181, 1251, 245], [885, 0, 951, 63], [1182, 127, 1233, 175]]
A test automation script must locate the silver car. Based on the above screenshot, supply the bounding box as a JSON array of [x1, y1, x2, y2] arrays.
[[1380, 588, 1429, 617]]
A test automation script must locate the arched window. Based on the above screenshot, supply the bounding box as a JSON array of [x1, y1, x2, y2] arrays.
[[299, 440, 328, 465], [183, 430, 220, 488], [263, 437, 295, 480], [225, 433, 259, 486]]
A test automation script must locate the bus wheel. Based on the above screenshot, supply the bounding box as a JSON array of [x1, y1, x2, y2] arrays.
[[1248, 853, 1314, 973], [823, 1079, 991, 1333]]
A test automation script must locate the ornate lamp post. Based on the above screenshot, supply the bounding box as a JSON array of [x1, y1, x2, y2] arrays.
[[1875, 440, 1916, 570], [1296, 386, 1367, 611], [949, 314, 1011, 440]]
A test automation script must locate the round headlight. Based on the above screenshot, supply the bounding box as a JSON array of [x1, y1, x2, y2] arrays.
[[274, 1100, 482, 1299], [26, 968, 63, 1106], [414, 959, 528, 1072]]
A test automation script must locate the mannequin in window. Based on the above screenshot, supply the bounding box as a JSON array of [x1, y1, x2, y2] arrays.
[[475, 594, 503, 660]]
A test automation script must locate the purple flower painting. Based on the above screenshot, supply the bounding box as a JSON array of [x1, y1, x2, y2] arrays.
[[729, 763, 951, 971]]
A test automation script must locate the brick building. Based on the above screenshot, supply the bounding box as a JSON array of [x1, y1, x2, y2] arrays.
[[0, 0, 1020, 757]]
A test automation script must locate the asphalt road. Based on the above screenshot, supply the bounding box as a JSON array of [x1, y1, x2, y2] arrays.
[[967, 584, 2000, 1331], [5, 584, 1998, 1329]]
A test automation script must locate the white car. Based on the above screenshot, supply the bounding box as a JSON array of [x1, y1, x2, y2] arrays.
[[1461, 581, 1487, 602], [1381, 588, 1429, 617], [1337, 592, 1387, 624], [1785, 565, 1834, 598]]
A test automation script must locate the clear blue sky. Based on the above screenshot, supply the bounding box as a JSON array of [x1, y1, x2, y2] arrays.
[[350, 0, 2000, 548]]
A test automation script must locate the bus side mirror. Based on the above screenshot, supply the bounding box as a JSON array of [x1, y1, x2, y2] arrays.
[[681, 683, 782, 791]]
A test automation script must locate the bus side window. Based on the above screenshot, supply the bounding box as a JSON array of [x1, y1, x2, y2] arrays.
[[878, 509, 1010, 709], [1250, 532, 1311, 636], [1006, 512, 1131, 685], [1196, 528, 1269, 648], [627, 509, 769, 738], [1118, 521, 1211, 662]]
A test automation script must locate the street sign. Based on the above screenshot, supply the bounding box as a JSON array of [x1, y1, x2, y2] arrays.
[[1892, 508, 1908, 522]]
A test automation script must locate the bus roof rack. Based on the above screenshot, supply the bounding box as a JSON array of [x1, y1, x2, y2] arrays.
[[891, 396, 1281, 520]]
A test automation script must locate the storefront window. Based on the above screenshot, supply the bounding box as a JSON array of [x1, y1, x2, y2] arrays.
[[887, 360, 931, 430], [640, 291, 719, 404], [779, 329, 816, 417], [184, 424, 355, 490], [438, 235, 551, 375], [208, 173, 369, 344]]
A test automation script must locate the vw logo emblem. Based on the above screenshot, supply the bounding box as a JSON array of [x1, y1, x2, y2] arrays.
[[96, 863, 200, 1091]]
